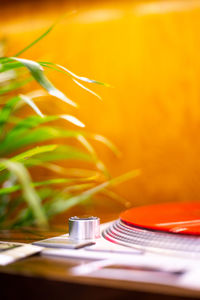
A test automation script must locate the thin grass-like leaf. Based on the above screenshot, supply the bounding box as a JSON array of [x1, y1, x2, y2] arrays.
[[13, 11, 76, 57], [72, 78, 102, 100], [0, 196, 22, 225], [10, 58, 77, 107], [44, 169, 140, 217], [0, 178, 72, 195], [0, 145, 58, 171], [0, 121, 117, 176], [62, 183, 94, 193], [0, 160, 47, 227], [0, 96, 20, 135], [8, 115, 58, 131], [77, 134, 109, 177], [0, 96, 20, 124], [40, 61, 110, 87], [77, 134, 96, 155], [0, 69, 16, 84], [0, 61, 22, 72], [0, 127, 79, 155], [26, 162, 101, 181], [42, 165, 101, 179], [0, 187, 54, 226], [13, 24, 56, 58], [26, 89, 47, 99], [89, 133, 121, 158], [101, 189, 131, 208], [0, 78, 32, 96], [2, 187, 58, 228], [78, 169, 141, 199], [8, 170, 139, 227], [24, 145, 92, 164], [7, 112, 84, 131], [19, 94, 44, 117], [0, 95, 44, 136], [24, 160, 101, 184], [0, 125, 108, 158], [11, 144, 57, 162], [39, 62, 102, 99], [60, 115, 85, 127]]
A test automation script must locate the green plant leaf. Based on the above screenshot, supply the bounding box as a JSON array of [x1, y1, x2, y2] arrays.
[[0, 178, 72, 195], [0, 21, 130, 229], [101, 189, 131, 208], [0, 144, 58, 171], [10, 57, 77, 107], [40, 62, 102, 100], [0, 94, 45, 136], [13, 11, 76, 57], [0, 187, 56, 228], [19, 94, 44, 117], [0, 159, 47, 227], [0, 126, 82, 155], [44, 169, 141, 218], [13, 24, 56, 58], [88, 133, 121, 158], [0, 94, 45, 134], [77, 134, 109, 177], [0, 69, 16, 85], [25, 145, 92, 164], [0, 61, 22, 72], [0, 96, 20, 135], [59, 114, 85, 128], [62, 182, 94, 193], [8, 115, 59, 131], [72, 78, 102, 100], [40, 61, 110, 87], [6, 114, 84, 137], [0, 196, 22, 225], [0, 124, 114, 176], [11, 144, 58, 164], [0, 78, 32, 96]]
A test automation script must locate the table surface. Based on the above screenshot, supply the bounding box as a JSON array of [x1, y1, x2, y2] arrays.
[[0, 217, 200, 300]]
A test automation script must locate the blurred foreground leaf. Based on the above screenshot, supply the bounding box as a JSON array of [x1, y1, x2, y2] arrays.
[[0, 160, 47, 227]]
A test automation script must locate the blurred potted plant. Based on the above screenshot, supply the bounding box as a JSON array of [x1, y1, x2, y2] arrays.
[[0, 22, 139, 229]]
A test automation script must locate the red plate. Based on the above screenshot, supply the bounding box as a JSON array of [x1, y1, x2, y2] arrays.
[[120, 202, 200, 235]]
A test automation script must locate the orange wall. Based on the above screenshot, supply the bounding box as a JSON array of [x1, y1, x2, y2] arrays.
[[1, 0, 200, 207]]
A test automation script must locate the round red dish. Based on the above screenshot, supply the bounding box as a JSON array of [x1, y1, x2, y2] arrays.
[[120, 202, 200, 235]]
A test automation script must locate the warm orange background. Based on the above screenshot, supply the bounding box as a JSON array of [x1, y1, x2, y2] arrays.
[[1, 0, 200, 213]]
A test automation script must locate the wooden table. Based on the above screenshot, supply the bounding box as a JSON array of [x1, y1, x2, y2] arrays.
[[0, 225, 199, 300]]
